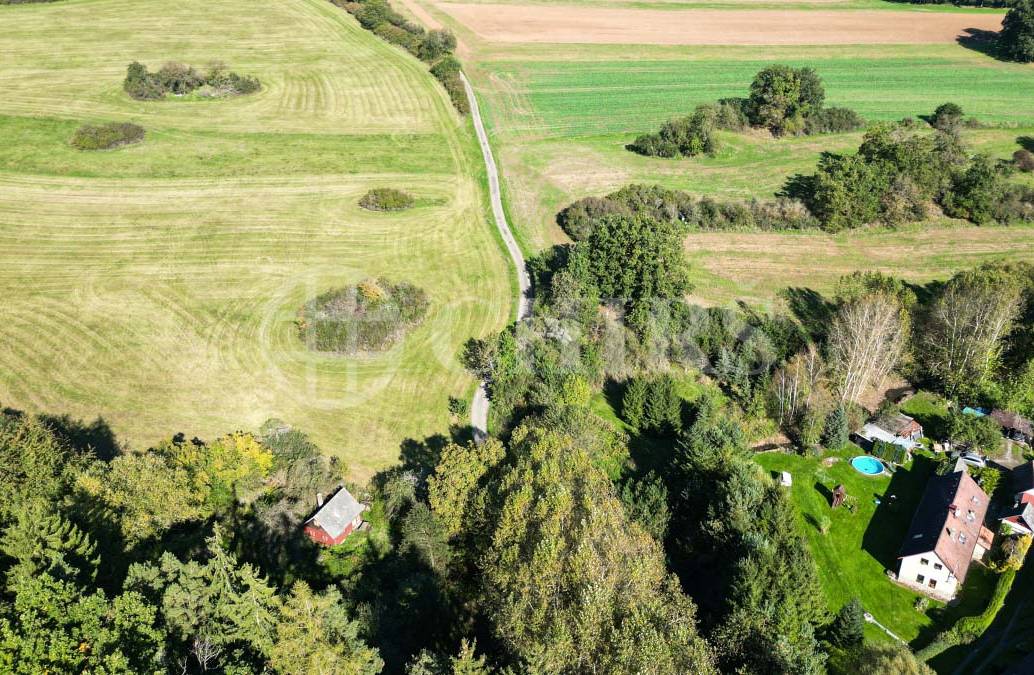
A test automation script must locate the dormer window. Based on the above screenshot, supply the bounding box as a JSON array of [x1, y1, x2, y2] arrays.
[[967, 510, 975, 522], [960, 533, 968, 544]]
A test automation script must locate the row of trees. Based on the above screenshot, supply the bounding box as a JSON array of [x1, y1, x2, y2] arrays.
[[335, 0, 467, 113], [574, 119, 1034, 236]]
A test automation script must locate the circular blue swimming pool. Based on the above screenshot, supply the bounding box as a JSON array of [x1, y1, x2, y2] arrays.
[[851, 456, 884, 476]]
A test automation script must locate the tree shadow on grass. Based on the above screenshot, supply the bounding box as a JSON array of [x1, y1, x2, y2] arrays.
[[956, 28, 1002, 59], [861, 455, 937, 571], [1018, 136, 1034, 153], [38, 413, 121, 461]]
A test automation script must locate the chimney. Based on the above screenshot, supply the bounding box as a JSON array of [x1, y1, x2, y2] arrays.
[[316, 492, 324, 508]]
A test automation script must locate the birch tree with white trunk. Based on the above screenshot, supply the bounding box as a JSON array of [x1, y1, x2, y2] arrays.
[[827, 292, 907, 406], [918, 268, 1022, 396]]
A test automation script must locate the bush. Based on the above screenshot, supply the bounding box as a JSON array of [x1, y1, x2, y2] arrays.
[[712, 98, 750, 131], [556, 196, 630, 241], [629, 105, 718, 158], [358, 188, 415, 211], [417, 29, 456, 62], [998, 0, 1034, 63], [808, 153, 891, 231], [298, 278, 429, 353], [123, 61, 259, 100], [557, 184, 818, 238], [69, 122, 145, 151], [746, 64, 824, 135], [429, 56, 468, 114], [943, 155, 1007, 225], [805, 107, 865, 135], [931, 102, 964, 132], [373, 22, 423, 53], [1014, 148, 1034, 172]]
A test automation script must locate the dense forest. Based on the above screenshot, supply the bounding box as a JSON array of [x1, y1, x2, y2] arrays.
[[7, 183, 1031, 671]]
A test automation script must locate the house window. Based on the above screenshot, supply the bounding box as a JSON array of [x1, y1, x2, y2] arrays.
[[917, 574, 925, 584], [920, 558, 929, 566], [934, 563, 943, 571], [929, 579, 937, 589]]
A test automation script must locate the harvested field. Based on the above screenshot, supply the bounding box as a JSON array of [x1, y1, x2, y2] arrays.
[[684, 224, 1034, 307], [436, 3, 1005, 45], [0, 0, 510, 479]]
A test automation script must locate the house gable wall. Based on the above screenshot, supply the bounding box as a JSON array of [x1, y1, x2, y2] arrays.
[[899, 552, 957, 599]]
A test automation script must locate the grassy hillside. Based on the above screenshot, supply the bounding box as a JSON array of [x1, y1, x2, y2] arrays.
[[0, 0, 510, 479]]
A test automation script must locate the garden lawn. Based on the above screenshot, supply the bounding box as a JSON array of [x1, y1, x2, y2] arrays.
[[753, 449, 996, 646], [0, 0, 511, 479]]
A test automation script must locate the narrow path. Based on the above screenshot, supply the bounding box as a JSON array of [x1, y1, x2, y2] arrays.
[[461, 71, 531, 442]]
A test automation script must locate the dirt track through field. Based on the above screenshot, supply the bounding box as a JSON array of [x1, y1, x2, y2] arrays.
[[435, 3, 1005, 45]]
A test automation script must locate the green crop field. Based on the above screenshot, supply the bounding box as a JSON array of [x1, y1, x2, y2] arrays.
[[466, 43, 1034, 252], [407, 0, 1034, 290], [0, 0, 510, 479]]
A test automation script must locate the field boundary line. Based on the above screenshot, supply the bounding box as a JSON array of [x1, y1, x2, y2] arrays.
[[461, 71, 530, 441]]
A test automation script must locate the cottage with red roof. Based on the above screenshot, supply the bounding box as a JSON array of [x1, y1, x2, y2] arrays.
[[303, 486, 366, 546], [897, 469, 992, 600]]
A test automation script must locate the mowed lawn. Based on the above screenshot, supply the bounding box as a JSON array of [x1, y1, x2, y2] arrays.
[[0, 0, 511, 479], [754, 450, 997, 647]]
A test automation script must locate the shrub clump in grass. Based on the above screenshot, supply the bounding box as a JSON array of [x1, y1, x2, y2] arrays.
[[298, 278, 429, 353], [358, 188, 416, 212], [123, 61, 260, 101], [70, 122, 145, 151]]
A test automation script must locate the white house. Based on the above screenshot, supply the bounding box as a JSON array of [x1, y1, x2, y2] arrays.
[[897, 468, 992, 600], [1000, 461, 1034, 535]]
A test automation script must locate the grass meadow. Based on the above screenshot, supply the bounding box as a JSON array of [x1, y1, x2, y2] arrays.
[[406, 0, 1034, 305], [0, 0, 511, 479]]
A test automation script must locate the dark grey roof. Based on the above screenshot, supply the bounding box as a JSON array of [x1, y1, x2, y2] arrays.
[[305, 487, 365, 539], [1015, 461, 1034, 493], [899, 470, 989, 582]]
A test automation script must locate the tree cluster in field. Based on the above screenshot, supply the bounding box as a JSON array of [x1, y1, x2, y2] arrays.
[[334, 0, 468, 113], [123, 61, 260, 100], [629, 65, 864, 158], [359, 187, 416, 211], [69, 121, 145, 151], [298, 278, 429, 353], [788, 119, 1034, 230], [999, 0, 1034, 62], [578, 116, 1034, 234]]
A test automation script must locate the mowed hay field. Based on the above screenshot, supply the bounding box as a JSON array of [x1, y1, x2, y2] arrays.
[[407, 0, 1034, 304], [0, 0, 510, 479]]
